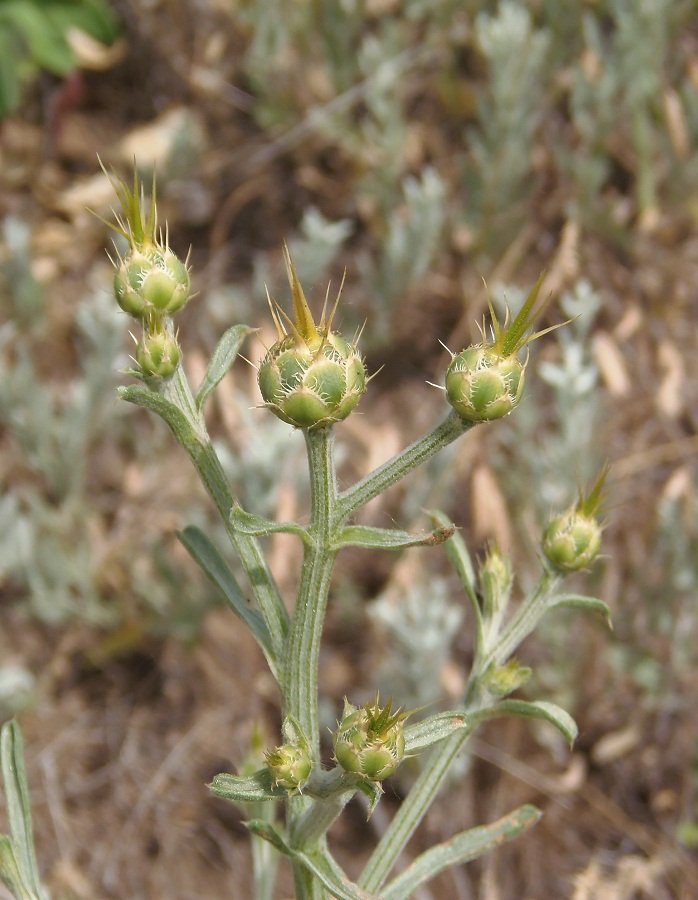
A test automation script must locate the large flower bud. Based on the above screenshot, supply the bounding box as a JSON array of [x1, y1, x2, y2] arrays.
[[333, 697, 407, 782], [446, 346, 525, 422], [445, 274, 562, 423], [114, 246, 190, 320], [258, 246, 367, 429]]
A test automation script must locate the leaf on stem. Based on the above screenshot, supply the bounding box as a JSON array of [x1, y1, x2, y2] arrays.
[[380, 805, 541, 900], [118, 384, 196, 445], [245, 820, 293, 856], [333, 524, 455, 552], [294, 847, 379, 900], [0, 837, 38, 900], [209, 770, 288, 803], [177, 526, 276, 668], [473, 699, 578, 746], [403, 712, 470, 755], [0, 722, 45, 900], [230, 504, 312, 546], [548, 594, 612, 629], [195, 324, 255, 414]]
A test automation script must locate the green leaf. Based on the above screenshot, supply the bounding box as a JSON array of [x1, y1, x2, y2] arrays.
[[295, 847, 379, 900], [351, 778, 383, 818], [549, 593, 612, 628], [333, 524, 454, 552], [429, 510, 479, 602], [0, 2, 74, 75], [230, 504, 311, 546], [118, 385, 197, 446], [403, 712, 470, 755], [245, 820, 293, 856], [0, 836, 40, 900], [0, 722, 44, 899], [473, 700, 578, 746], [381, 805, 541, 900], [209, 770, 287, 803], [177, 526, 276, 668], [195, 324, 255, 413]]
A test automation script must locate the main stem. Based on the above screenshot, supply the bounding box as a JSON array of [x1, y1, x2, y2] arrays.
[[283, 426, 338, 757]]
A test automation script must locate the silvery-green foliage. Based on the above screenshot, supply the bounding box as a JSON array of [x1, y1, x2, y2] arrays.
[[370, 576, 464, 711], [467, 1, 550, 252], [0, 666, 34, 720]]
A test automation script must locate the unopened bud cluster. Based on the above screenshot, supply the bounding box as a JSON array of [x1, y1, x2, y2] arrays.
[[543, 468, 607, 573], [333, 697, 408, 782], [105, 169, 190, 379]]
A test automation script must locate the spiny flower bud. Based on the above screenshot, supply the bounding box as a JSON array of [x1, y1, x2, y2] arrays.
[[258, 246, 367, 429], [333, 697, 408, 782], [264, 716, 313, 793], [136, 326, 182, 379], [100, 164, 191, 321], [446, 275, 562, 423], [114, 246, 190, 319], [543, 467, 608, 573]]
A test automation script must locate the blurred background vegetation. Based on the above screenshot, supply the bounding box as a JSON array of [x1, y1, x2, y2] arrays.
[[0, 0, 697, 897]]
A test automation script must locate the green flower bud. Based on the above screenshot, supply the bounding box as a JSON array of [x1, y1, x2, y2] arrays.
[[333, 697, 408, 782], [446, 346, 525, 422], [264, 716, 313, 793], [542, 466, 608, 573], [486, 658, 532, 697], [264, 741, 313, 793], [445, 274, 565, 423], [258, 246, 367, 429], [137, 328, 182, 379], [100, 164, 191, 321], [542, 509, 602, 573], [114, 246, 190, 319]]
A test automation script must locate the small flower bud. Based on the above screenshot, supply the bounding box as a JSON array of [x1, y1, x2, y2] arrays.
[[445, 275, 564, 423], [264, 716, 313, 793], [479, 544, 513, 625], [264, 741, 313, 793], [542, 466, 608, 573], [485, 659, 532, 696], [333, 697, 408, 782], [137, 328, 182, 379], [258, 246, 367, 429]]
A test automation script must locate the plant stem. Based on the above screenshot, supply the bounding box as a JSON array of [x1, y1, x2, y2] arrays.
[[336, 410, 471, 520], [162, 366, 290, 657], [283, 426, 338, 757]]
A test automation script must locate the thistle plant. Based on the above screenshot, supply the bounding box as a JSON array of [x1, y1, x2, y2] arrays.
[[69, 167, 612, 900]]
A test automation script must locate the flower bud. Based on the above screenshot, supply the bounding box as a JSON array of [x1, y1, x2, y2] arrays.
[[542, 466, 608, 573], [542, 509, 602, 573], [114, 246, 190, 320], [445, 274, 564, 423], [264, 741, 313, 793], [485, 658, 532, 697], [446, 346, 525, 422], [258, 246, 367, 429], [333, 697, 407, 782], [137, 328, 182, 379]]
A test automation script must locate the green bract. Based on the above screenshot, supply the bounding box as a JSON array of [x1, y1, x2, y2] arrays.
[[333, 698, 407, 782], [265, 741, 313, 792], [258, 246, 367, 429]]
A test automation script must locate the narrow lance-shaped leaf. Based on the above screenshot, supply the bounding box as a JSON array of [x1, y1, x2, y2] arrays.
[[403, 712, 470, 755], [381, 805, 541, 900], [0, 722, 44, 900], [230, 504, 311, 546], [177, 526, 277, 673], [548, 593, 612, 628], [196, 325, 255, 413], [333, 524, 454, 552], [294, 847, 379, 900], [472, 699, 578, 746], [209, 770, 287, 804], [118, 385, 197, 447], [0, 837, 40, 900], [245, 820, 293, 857]]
